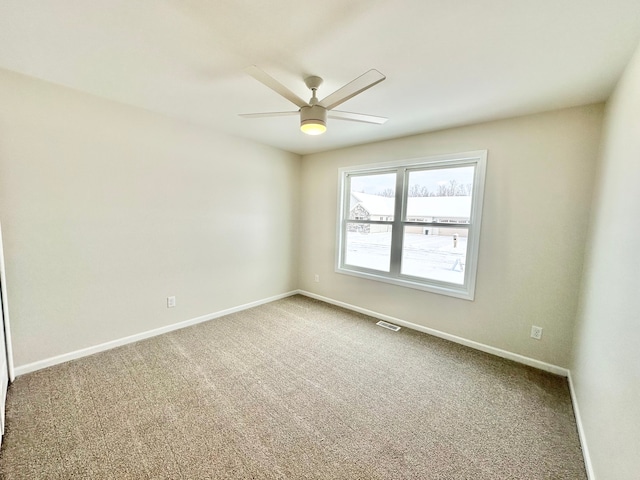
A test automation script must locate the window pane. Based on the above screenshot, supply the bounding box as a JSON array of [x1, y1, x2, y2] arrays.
[[344, 223, 392, 272], [401, 226, 468, 284], [406, 166, 474, 223], [349, 173, 396, 221]]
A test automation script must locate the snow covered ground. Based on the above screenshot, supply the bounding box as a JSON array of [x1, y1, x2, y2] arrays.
[[345, 232, 467, 284]]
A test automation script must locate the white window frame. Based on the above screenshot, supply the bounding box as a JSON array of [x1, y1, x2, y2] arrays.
[[335, 150, 487, 300]]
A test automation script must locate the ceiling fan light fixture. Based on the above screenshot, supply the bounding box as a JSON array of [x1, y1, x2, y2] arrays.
[[300, 105, 327, 135], [300, 120, 326, 135]]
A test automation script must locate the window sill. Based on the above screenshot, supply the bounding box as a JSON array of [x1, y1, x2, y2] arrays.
[[335, 266, 475, 301]]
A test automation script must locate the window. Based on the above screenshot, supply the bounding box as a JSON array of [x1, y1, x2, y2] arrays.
[[336, 151, 487, 300]]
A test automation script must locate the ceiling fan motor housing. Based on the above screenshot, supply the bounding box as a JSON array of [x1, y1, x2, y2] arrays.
[[300, 104, 327, 134]]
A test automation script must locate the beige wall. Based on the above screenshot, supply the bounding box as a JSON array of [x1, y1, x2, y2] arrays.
[[571, 42, 640, 479], [0, 69, 300, 367], [299, 105, 603, 368]]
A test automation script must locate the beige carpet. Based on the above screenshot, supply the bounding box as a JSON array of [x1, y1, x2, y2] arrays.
[[0, 295, 586, 479]]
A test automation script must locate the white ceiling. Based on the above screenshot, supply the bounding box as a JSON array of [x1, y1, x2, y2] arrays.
[[1, 0, 639, 155]]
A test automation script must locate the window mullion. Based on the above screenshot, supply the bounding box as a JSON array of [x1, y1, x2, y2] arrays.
[[389, 168, 406, 276]]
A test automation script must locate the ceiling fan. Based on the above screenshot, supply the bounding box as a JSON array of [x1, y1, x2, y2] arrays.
[[239, 65, 388, 135]]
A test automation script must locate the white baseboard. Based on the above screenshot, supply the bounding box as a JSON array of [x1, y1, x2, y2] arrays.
[[297, 290, 569, 377], [14, 291, 299, 377], [17, 288, 569, 378], [567, 371, 596, 479]]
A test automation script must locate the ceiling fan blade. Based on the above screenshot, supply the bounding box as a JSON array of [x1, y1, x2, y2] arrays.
[[328, 110, 388, 125], [239, 111, 299, 118], [319, 69, 386, 110], [245, 65, 309, 109]]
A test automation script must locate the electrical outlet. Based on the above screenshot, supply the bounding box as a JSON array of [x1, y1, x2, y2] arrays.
[[530, 325, 543, 340], [167, 296, 176, 308], [314, 274, 320, 282]]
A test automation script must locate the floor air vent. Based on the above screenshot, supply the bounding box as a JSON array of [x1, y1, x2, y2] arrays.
[[376, 321, 401, 332]]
